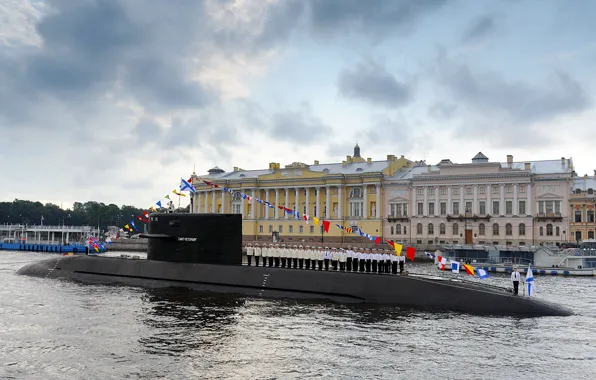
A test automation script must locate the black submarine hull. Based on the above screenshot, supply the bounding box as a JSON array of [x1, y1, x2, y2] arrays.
[[17, 255, 573, 317]]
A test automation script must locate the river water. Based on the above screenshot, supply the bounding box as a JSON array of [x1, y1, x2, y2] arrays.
[[1, 251, 595, 380]]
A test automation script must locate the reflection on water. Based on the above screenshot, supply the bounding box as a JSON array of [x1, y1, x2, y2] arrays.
[[1, 251, 596, 380]]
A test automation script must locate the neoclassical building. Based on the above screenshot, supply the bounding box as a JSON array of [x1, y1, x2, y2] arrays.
[[570, 173, 596, 242], [190, 145, 413, 243], [383, 153, 574, 247]]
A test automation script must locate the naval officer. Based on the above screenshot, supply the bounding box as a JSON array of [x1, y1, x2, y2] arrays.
[[346, 246, 353, 271], [399, 254, 405, 274], [246, 243, 254, 266], [391, 250, 398, 274], [280, 244, 287, 268], [511, 267, 522, 295], [365, 248, 372, 273], [323, 247, 331, 270], [352, 247, 359, 272], [316, 246, 324, 270], [358, 248, 366, 272], [331, 248, 339, 270], [292, 245, 298, 269], [305, 246, 312, 269], [253, 243, 262, 267], [385, 249, 392, 274], [339, 248, 347, 271], [309, 246, 317, 270]]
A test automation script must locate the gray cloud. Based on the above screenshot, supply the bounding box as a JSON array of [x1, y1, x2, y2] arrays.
[[461, 15, 498, 43], [428, 102, 458, 119], [338, 60, 413, 107], [270, 103, 332, 143]]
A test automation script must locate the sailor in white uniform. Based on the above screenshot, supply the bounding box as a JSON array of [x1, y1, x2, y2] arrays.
[[292, 245, 298, 269], [279, 244, 286, 268], [384, 249, 392, 274], [372, 248, 379, 273], [391, 250, 398, 275], [346, 246, 353, 271], [246, 243, 254, 266], [323, 247, 331, 270], [339, 248, 347, 271], [309, 247, 317, 270], [253, 243, 262, 267], [352, 247, 359, 272], [511, 267, 522, 295], [305, 246, 312, 269], [317, 246, 324, 270], [331, 248, 339, 270], [359, 248, 366, 272], [399, 254, 405, 274]]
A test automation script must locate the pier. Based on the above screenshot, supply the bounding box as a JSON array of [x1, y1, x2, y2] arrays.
[[0, 224, 99, 245]]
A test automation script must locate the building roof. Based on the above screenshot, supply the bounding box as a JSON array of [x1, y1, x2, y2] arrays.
[[572, 176, 596, 191], [501, 159, 573, 174]]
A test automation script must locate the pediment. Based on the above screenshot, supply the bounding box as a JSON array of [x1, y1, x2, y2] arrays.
[[388, 196, 409, 203], [536, 192, 563, 200]]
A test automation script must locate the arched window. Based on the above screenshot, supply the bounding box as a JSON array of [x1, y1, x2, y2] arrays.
[[546, 223, 553, 236], [453, 223, 459, 235], [519, 223, 526, 236], [493, 223, 499, 235], [479, 223, 485, 236], [417, 223, 423, 235], [356, 168, 363, 172], [232, 192, 242, 201], [575, 189, 582, 194], [428, 223, 434, 235], [506, 223, 512, 236], [439, 223, 446, 235], [589, 188, 594, 195], [556, 226, 560, 236], [539, 226, 544, 236], [396, 224, 402, 235], [349, 187, 363, 198]]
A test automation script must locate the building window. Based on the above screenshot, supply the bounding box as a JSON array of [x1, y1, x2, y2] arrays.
[[391, 226, 394, 235], [396, 224, 402, 235], [429, 187, 435, 196], [538, 201, 561, 215], [575, 211, 582, 223], [350, 187, 363, 198], [589, 231, 595, 239], [417, 202, 423, 215], [279, 225, 283, 233], [506, 185, 513, 193], [289, 225, 293, 233], [575, 231, 582, 241], [417, 188, 423, 196], [546, 224, 553, 236], [417, 223, 423, 235], [520, 185, 526, 193], [268, 225, 273, 233], [453, 223, 459, 235], [439, 223, 446, 234], [465, 187, 472, 195], [300, 225, 304, 233], [465, 201, 472, 213], [539, 226, 544, 236], [428, 223, 434, 235], [440, 202, 446, 215], [506, 201, 513, 215], [519, 223, 526, 236], [519, 201, 526, 215], [310, 226, 314, 233], [440, 187, 447, 195], [506, 223, 512, 236], [493, 223, 499, 235], [428, 202, 435, 215], [493, 201, 500, 215], [556, 226, 560, 236], [349, 202, 363, 218], [404, 226, 407, 234], [588, 211, 595, 223], [479, 201, 486, 215], [479, 186, 486, 194], [232, 204, 241, 214], [452, 202, 459, 215], [453, 187, 460, 195], [492, 186, 499, 194], [303, 206, 307, 215], [259, 225, 263, 233], [589, 189, 595, 194], [479, 223, 485, 235], [391, 203, 408, 217]]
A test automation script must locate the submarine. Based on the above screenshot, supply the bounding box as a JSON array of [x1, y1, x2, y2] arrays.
[[17, 213, 573, 317]]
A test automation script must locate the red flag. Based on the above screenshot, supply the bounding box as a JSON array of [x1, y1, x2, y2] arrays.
[[278, 205, 284, 210], [322, 220, 330, 233], [202, 180, 212, 186], [187, 177, 192, 183], [375, 237, 381, 245], [406, 247, 416, 262], [385, 239, 395, 248]]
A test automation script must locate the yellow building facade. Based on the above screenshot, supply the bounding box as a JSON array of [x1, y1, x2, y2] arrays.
[[190, 145, 412, 243], [570, 174, 596, 242]]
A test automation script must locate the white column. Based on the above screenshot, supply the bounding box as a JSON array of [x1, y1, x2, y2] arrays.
[[305, 187, 310, 216], [255, 189, 260, 219], [338, 186, 342, 219], [275, 189, 279, 219], [316, 187, 321, 218], [459, 186, 464, 213], [265, 189, 270, 219], [434, 186, 439, 216], [326, 186, 330, 218], [363, 185, 368, 219], [295, 188, 299, 215], [222, 190, 226, 213], [486, 185, 491, 214], [211, 190, 216, 213], [196, 192, 201, 213], [500, 184, 505, 215], [513, 184, 518, 215], [285, 188, 289, 219], [526, 184, 532, 215], [473, 185, 478, 214], [447, 186, 452, 214], [376, 184, 381, 218], [423, 187, 428, 216], [250, 189, 255, 219], [412, 187, 417, 217]]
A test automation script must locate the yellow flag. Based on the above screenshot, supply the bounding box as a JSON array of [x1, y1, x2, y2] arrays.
[[313, 217, 320, 227], [394, 243, 403, 256], [173, 189, 187, 197]]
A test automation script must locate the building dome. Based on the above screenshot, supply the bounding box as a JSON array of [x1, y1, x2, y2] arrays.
[[353, 143, 361, 158], [472, 152, 489, 163], [207, 166, 225, 174]]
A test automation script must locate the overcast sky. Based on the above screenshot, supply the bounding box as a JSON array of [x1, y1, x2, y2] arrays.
[[1, 0, 595, 210]]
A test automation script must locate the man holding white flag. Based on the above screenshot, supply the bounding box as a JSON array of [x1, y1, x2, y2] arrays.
[[525, 265, 535, 296]]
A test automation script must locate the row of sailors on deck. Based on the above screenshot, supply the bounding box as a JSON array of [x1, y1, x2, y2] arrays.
[[245, 244, 405, 275]]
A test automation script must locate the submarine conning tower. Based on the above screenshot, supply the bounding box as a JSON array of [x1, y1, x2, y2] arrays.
[[140, 213, 242, 265]]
